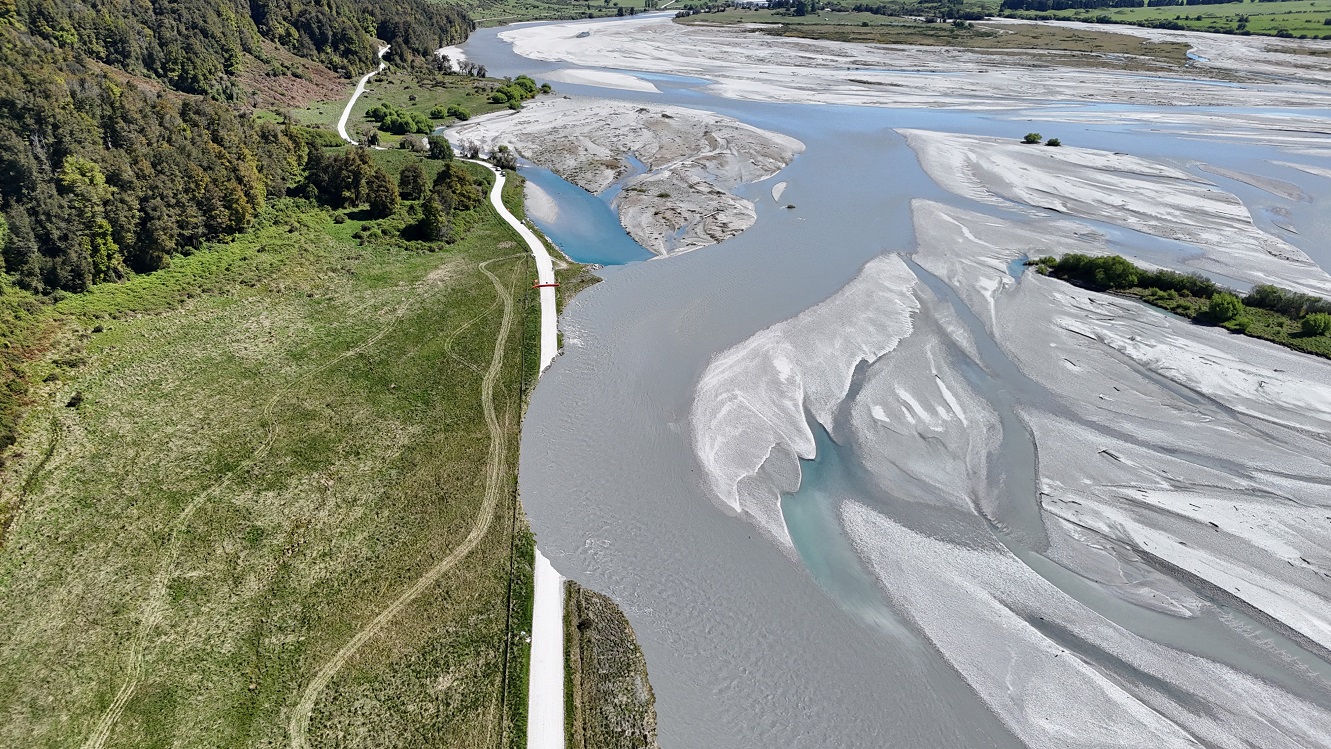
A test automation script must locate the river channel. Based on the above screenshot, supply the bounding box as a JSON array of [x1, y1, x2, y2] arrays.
[[459, 17, 1331, 748]]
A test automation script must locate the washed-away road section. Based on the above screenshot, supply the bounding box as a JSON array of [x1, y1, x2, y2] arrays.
[[481, 164, 565, 749]]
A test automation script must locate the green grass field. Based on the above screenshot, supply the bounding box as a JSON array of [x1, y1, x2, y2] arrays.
[[678, 9, 1192, 67], [0, 154, 552, 749], [291, 70, 516, 145], [1001, 0, 1331, 39]]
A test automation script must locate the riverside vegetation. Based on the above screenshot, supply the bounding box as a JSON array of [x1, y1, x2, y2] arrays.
[[1031, 254, 1331, 358], [674, 5, 1193, 69], [0, 0, 472, 455], [564, 582, 660, 749]]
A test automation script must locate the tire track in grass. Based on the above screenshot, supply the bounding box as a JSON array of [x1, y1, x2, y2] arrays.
[[288, 256, 518, 749], [81, 303, 412, 749]]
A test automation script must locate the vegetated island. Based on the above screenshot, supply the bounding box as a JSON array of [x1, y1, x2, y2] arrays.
[[1030, 254, 1331, 359], [564, 581, 660, 749], [675, 5, 1194, 70]]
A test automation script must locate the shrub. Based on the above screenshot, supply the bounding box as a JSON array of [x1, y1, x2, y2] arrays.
[[429, 105, 449, 118], [513, 75, 538, 97], [447, 104, 471, 121], [1206, 292, 1244, 322], [1138, 269, 1218, 298], [1222, 316, 1251, 333], [1245, 284, 1331, 317], [1303, 312, 1331, 337], [1023, 132, 1042, 144], [1048, 254, 1138, 290], [369, 103, 432, 134], [1046, 138, 1062, 147]]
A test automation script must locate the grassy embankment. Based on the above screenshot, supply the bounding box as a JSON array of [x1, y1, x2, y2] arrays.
[[676, 9, 1192, 69], [0, 288, 56, 469], [0, 151, 560, 748], [1000, 0, 1331, 40], [564, 581, 660, 749], [1031, 254, 1331, 359]]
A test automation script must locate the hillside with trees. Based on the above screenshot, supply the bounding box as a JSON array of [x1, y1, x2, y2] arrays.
[[0, 0, 472, 297]]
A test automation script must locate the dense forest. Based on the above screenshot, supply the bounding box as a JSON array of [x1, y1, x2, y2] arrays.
[[0, 0, 472, 295], [11, 0, 471, 94]]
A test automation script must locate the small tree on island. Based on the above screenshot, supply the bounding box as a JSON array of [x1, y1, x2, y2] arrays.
[[1206, 292, 1244, 323], [1023, 132, 1042, 144], [1302, 312, 1331, 337]]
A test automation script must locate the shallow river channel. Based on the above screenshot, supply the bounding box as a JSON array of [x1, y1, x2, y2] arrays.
[[461, 17, 1331, 749]]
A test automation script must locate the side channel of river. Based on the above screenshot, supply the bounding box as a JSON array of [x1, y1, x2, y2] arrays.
[[460, 17, 1331, 748]]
